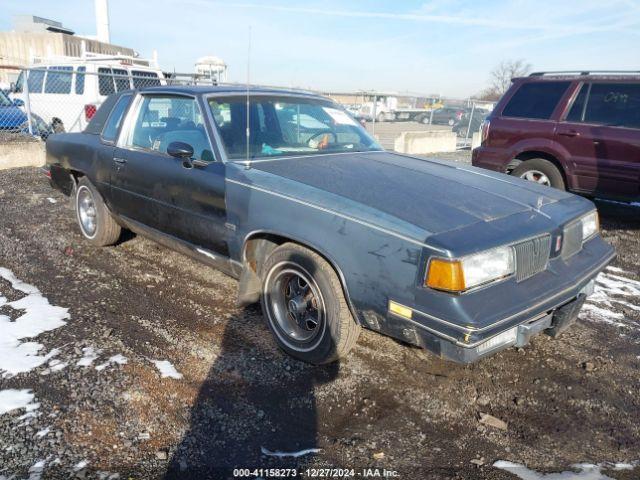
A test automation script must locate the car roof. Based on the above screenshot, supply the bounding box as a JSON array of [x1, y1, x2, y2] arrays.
[[513, 71, 640, 82], [138, 84, 328, 99]]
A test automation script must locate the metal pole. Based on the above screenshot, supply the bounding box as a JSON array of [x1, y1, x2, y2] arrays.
[[465, 102, 475, 144], [23, 68, 34, 136], [371, 94, 377, 136]]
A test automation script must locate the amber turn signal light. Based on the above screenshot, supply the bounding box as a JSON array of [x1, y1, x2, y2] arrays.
[[426, 259, 466, 292]]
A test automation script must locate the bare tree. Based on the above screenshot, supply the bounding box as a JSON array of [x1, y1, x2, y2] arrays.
[[489, 59, 532, 96]]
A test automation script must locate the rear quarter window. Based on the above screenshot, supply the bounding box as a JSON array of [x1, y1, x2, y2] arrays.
[[584, 83, 640, 129], [502, 81, 570, 120], [102, 94, 132, 142]]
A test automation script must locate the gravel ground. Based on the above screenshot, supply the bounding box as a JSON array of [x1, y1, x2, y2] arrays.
[[0, 166, 639, 479]]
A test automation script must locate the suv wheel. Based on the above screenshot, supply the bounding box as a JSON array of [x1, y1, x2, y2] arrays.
[[75, 177, 121, 246], [260, 243, 360, 364], [511, 158, 565, 190]]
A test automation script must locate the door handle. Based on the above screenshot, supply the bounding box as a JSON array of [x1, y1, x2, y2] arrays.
[[113, 157, 127, 165], [558, 131, 580, 137]]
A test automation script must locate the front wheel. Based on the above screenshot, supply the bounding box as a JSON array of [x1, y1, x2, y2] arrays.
[[260, 243, 360, 364], [511, 158, 566, 190]]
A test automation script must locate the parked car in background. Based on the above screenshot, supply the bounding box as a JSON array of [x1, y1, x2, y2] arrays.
[[12, 54, 165, 134], [0, 89, 27, 133], [45, 86, 613, 365], [0, 89, 51, 138], [427, 106, 466, 125], [472, 71, 640, 201], [452, 109, 488, 137]]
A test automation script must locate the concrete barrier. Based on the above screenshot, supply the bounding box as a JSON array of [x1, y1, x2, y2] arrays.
[[393, 130, 457, 154], [0, 141, 46, 170], [471, 131, 481, 150]]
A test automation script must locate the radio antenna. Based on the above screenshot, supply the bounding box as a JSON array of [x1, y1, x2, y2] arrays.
[[245, 26, 252, 169]]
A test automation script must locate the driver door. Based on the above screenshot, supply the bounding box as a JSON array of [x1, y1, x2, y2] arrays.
[[111, 93, 229, 255]]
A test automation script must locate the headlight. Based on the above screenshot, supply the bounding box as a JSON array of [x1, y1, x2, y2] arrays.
[[426, 246, 515, 293], [581, 211, 599, 241]]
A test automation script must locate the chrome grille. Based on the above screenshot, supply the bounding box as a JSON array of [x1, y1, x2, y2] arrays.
[[514, 235, 551, 282], [561, 220, 583, 260]]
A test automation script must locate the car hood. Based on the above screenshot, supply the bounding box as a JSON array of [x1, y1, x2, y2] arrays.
[[248, 151, 573, 236]]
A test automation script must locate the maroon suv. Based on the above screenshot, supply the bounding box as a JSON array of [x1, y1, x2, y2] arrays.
[[472, 71, 640, 201]]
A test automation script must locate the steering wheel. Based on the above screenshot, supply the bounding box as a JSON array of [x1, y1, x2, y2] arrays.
[[307, 131, 338, 149]]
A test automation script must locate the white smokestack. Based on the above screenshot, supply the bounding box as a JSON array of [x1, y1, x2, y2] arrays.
[[95, 0, 111, 43]]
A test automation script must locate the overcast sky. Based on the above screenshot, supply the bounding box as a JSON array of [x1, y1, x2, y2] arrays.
[[2, 0, 640, 97]]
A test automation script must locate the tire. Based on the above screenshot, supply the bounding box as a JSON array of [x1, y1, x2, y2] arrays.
[[511, 158, 566, 190], [448, 118, 455, 126], [74, 177, 121, 246], [420, 115, 430, 125], [260, 243, 360, 364], [376, 113, 385, 123], [52, 119, 65, 134]]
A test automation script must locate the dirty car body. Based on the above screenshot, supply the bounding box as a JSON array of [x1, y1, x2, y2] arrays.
[[45, 86, 615, 364]]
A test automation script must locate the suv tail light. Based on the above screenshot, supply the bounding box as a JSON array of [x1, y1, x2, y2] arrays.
[[480, 119, 491, 145], [84, 104, 97, 121]]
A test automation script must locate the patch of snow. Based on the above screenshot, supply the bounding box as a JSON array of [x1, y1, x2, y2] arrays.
[[0, 389, 39, 416], [151, 359, 182, 379], [606, 266, 630, 275], [494, 460, 639, 479], [261, 446, 321, 458], [76, 346, 100, 367], [0, 268, 69, 377], [73, 460, 88, 471], [95, 354, 128, 372], [46, 197, 57, 204], [581, 271, 640, 328], [35, 427, 50, 438]]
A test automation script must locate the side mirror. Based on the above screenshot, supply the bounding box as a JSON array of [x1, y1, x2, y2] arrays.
[[167, 141, 194, 159], [9, 82, 16, 93], [12, 98, 24, 107]]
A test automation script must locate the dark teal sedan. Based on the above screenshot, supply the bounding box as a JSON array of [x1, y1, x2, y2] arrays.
[[45, 86, 615, 364]]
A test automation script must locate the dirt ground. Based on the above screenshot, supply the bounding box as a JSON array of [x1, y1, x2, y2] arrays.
[[0, 166, 638, 480]]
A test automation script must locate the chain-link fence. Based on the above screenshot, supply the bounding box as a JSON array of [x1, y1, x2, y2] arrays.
[[318, 90, 494, 150], [0, 66, 216, 143], [0, 67, 492, 154]]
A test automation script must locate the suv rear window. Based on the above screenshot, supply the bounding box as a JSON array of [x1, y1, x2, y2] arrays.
[[584, 83, 640, 129], [502, 81, 570, 119]]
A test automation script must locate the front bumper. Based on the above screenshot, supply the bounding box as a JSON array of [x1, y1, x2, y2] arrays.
[[371, 237, 614, 363]]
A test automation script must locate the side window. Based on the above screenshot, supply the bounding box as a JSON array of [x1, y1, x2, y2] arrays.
[[565, 83, 588, 122], [98, 68, 115, 96], [44, 66, 73, 94], [584, 83, 640, 129], [131, 71, 161, 88], [502, 81, 570, 120], [127, 96, 213, 161], [27, 68, 46, 93], [102, 95, 132, 142], [14, 71, 25, 93], [75, 67, 86, 94], [112, 68, 131, 92]]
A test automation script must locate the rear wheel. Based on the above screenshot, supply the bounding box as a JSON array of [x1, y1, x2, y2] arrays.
[[75, 177, 121, 246], [260, 243, 360, 364], [511, 158, 565, 190]]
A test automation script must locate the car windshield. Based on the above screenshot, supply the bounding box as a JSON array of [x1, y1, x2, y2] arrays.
[[208, 95, 382, 160], [0, 90, 12, 107]]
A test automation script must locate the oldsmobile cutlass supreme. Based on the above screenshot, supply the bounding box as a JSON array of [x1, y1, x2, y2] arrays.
[[44, 86, 615, 364]]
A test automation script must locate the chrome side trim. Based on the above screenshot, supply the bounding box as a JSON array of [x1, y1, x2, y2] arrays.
[[226, 178, 442, 252]]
